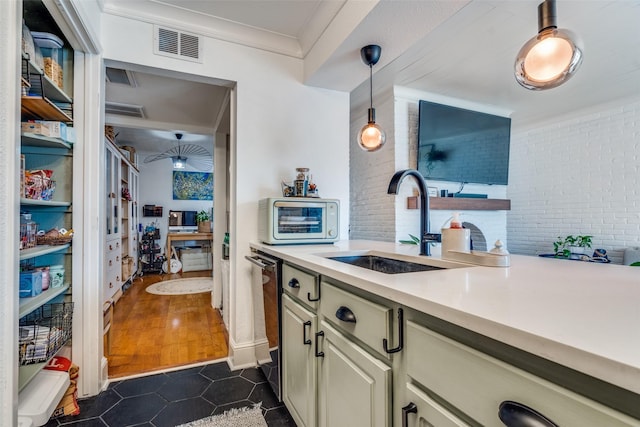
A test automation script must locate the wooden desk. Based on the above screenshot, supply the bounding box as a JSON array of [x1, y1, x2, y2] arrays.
[[166, 232, 213, 257]]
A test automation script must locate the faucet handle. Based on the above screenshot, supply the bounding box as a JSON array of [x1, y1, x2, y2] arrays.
[[423, 233, 442, 243]]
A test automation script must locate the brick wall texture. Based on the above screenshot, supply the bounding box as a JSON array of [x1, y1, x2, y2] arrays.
[[350, 88, 639, 264]]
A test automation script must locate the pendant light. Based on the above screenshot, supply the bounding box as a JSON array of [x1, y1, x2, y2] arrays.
[[514, 0, 582, 90], [171, 133, 187, 169], [358, 44, 386, 151]]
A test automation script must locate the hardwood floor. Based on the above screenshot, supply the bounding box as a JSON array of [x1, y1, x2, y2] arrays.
[[106, 270, 228, 378]]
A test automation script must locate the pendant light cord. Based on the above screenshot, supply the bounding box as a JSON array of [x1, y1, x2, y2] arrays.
[[369, 64, 373, 110]]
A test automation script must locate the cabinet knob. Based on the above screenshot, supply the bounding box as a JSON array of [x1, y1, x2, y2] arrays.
[[109, 244, 113, 250], [498, 401, 558, 427], [335, 306, 357, 323], [109, 260, 112, 266], [116, 256, 120, 262], [109, 282, 113, 288], [288, 278, 300, 288], [116, 275, 120, 282], [402, 402, 417, 427]]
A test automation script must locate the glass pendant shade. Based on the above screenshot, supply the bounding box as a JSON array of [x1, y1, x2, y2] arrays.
[[358, 108, 386, 151], [172, 156, 187, 169], [514, 0, 582, 90]]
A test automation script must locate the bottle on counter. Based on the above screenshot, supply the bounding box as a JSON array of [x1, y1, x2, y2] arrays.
[[441, 212, 471, 258], [222, 232, 230, 260]]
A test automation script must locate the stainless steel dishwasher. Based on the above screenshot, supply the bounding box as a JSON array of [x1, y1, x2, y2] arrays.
[[245, 251, 282, 400]]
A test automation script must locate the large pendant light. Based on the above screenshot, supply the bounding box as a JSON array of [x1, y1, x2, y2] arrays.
[[514, 0, 582, 90], [358, 44, 386, 151], [171, 133, 187, 169]]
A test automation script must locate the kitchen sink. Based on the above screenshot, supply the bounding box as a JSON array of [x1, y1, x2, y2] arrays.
[[327, 255, 444, 274]]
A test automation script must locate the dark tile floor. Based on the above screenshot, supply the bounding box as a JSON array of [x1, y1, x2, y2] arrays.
[[44, 361, 297, 427]]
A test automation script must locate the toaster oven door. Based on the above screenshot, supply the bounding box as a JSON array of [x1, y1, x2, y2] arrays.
[[274, 204, 325, 239]]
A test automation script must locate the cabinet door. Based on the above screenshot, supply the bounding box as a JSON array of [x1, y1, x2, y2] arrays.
[[282, 294, 317, 427], [402, 382, 470, 427], [105, 143, 121, 237], [129, 168, 139, 274], [317, 320, 391, 427]]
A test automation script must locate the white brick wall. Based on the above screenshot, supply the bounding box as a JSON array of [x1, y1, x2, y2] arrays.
[[349, 91, 397, 242], [508, 96, 640, 264], [350, 88, 639, 264], [350, 88, 509, 251]]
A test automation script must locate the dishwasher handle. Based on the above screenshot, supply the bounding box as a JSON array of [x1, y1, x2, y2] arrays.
[[245, 255, 276, 269]]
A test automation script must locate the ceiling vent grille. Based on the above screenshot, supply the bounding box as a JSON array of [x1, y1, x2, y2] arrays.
[[105, 67, 138, 87], [154, 25, 202, 63], [105, 102, 146, 118]]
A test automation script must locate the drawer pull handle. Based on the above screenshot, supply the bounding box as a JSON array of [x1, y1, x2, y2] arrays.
[[402, 402, 417, 427], [498, 401, 558, 427], [288, 278, 300, 288], [303, 321, 312, 345], [307, 279, 321, 302], [383, 308, 404, 354], [315, 331, 324, 358], [335, 306, 356, 323]]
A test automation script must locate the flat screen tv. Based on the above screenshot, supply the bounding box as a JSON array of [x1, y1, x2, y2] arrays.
[[417, 100, 511, 185]]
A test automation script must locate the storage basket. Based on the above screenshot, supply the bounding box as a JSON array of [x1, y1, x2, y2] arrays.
[[36, 234, 72, 246], [19, 303, 73, 365]]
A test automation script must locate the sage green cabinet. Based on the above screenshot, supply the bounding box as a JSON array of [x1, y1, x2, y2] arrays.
[[317, 320, 391, 427], [282, 294, 317, 427], [402, 319, 639, 427], [281, 263, 393, 427]]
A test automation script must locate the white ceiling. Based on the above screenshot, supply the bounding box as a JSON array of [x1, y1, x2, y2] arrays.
[[104, 0, 640, 153]]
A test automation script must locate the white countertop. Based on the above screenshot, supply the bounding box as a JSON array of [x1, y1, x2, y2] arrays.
[[250, 240, 640, 395]]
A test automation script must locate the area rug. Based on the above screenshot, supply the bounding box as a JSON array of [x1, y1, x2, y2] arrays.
[[175, 404, 267, 427], [145, 277, 213, 295]]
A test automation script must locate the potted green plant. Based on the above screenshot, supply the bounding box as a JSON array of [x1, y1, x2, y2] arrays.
[[196, 210, 211, 233], [553, 235, 593, 258]]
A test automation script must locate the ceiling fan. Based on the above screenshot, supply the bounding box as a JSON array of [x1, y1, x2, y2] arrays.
[[143, 133, 213, 171]]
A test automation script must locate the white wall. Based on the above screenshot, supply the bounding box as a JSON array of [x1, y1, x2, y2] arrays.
[[101, 13, 350, 367], [137, 156, 213, 254], [508, 96, 640, 264]]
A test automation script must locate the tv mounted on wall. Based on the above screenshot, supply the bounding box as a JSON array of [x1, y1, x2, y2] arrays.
[[417, 100, 511, 185]]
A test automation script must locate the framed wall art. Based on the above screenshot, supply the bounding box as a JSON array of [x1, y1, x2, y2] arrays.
[[172, 171, 213, 201]]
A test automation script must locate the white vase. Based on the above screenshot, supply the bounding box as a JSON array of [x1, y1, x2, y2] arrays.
[[568, 245, 586, 260]]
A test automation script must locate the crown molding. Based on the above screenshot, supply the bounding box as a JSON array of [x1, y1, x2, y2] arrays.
[[102, 1, 303, 58]]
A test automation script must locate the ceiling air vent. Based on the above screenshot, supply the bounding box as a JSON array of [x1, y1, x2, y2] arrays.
[[105, 102, 145, 119], [154, 25, 202, 63], [105, 67, 138, 87]]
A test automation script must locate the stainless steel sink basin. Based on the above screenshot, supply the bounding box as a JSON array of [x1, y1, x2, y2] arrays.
[[316, 250, 471, 274], [327, 255, 444, 274]]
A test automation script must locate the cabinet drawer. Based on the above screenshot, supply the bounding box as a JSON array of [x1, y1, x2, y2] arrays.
[[283, 263, 320, 309], [320, 281, 392, 357], [404, 382, 470, 427], [406, 321, 639, 426]]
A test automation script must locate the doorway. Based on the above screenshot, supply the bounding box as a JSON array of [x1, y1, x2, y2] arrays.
[[103, 61, 232, 378]]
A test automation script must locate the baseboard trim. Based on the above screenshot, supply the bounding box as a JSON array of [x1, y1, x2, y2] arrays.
[[228, 337, 263, 370]]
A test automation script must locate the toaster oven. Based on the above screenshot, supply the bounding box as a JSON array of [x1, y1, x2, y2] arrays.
[[258, 198, 339, 245]]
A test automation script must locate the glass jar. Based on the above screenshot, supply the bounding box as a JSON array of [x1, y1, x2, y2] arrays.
[[294, 167, 309, 197], [20, 213, 37, 249]]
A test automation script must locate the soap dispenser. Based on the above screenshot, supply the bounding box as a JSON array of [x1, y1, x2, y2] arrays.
[[441, 212, 471, 258]]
